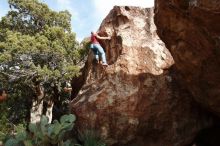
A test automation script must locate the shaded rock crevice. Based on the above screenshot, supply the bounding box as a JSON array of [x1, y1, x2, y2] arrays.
[[189, 118, 220, 146]]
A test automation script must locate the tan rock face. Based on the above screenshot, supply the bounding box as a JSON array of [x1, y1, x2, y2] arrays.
[[71, 6, 212, 146], [155, 0, 220, 115]]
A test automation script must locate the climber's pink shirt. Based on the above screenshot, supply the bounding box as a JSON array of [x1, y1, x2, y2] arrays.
[[91, 34, 99, 44]]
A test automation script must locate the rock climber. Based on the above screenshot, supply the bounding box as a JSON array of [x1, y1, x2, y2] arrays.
[[90, 31, 111, 66]]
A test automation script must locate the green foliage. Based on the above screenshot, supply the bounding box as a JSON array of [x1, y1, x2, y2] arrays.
[[78, 38, 90, 63], [0, 85, 28, 142], [4, 114, 79, 146], [5, 0, 71, 33], [0, 115, 11, 141], [2, 114, 107, 146], [0, 73, 32, 136], [0, 0, 81, 96], [0, 1, 95, 146], [0, 0, 83, 132], [78, 131, 106, 146]]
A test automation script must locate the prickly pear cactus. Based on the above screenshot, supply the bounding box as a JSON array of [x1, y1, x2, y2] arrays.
[[4, 114, 78, 146]]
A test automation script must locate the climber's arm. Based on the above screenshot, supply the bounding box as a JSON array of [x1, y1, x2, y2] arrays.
[[95, 34, 111, 40]]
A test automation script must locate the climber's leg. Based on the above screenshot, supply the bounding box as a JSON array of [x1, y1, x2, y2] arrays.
[[91, 44, 99, 62], [94, 44, 107, 65], [93, 49, 99, 62]]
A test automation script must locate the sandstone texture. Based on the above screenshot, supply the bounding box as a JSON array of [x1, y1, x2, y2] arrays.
[[155, 0, 220, 116], [71, 6, 212, 146]]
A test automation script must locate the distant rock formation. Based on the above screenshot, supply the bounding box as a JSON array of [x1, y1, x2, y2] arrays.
[[71, 6, 212, 146], [155, 0, 220, 116]]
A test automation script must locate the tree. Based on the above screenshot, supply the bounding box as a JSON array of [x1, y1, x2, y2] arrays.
[[0, 0, 82, 124]]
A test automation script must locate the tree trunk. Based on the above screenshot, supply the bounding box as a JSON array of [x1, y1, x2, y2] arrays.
[[46, 100, 54, 123], [30, 85, 44, 123]]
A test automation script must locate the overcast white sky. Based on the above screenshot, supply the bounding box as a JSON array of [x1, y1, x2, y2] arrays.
[[0, 0, 154, 41]]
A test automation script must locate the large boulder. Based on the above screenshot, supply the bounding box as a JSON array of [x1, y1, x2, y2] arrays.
[[71, 6, 212, 146], [155, 0, 220, 116]]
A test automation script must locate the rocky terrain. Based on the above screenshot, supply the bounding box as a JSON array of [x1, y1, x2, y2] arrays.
[[155, 0, 220, 116], [71, 6, 214, 146]]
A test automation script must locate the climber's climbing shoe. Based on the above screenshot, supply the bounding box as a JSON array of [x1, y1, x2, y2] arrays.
[[102, 63, 108, 66]]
